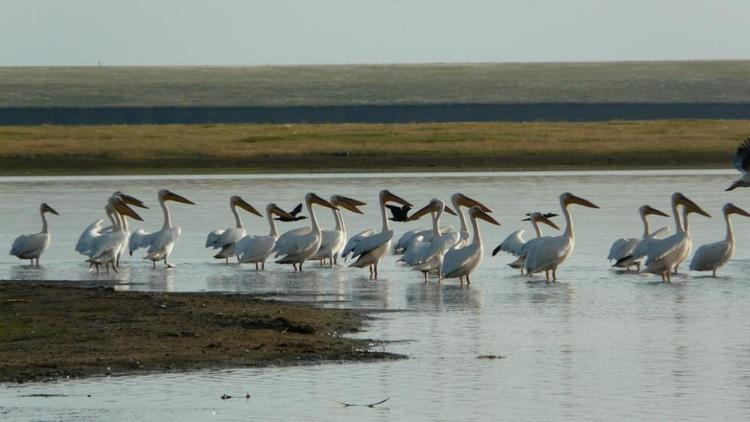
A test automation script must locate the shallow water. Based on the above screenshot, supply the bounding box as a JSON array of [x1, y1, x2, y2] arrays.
[[2, 170, 750, 421]]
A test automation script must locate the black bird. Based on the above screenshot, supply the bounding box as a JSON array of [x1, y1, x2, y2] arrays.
[[522, 212, 558, 221], [386, 204, 412, 222], [274, 203, 307, 222]]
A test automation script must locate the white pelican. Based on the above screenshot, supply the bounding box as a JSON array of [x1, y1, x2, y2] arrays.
[[524, 193, 600, 281], [235, 203, 295, 270], [726, 137, 750, 191], [84, 196, 144, 273], [441, 206, 501, 285], [690, 203, 750, 277], [400, 198, 459, 281], [129, 189, 195, 268], [607, 205, 670, 271], [310, 196, 366, 266], [10, 203, 59, 265], [644, 193, 710, 282], [346, 190, 412, 279], [450, 193, 492, 248], [492, 212, 559, 275], [205, 195, 262, 264], [273, 193, 338, 271]]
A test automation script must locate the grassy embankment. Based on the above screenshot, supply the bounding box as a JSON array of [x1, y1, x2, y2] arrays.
[[0, 120, 745, 174]]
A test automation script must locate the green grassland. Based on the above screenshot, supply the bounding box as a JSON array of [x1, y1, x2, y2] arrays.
[[0, 120, 745, 174], [2, 61, 749, 107]]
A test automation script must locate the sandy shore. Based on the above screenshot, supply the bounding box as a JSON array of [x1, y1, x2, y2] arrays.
[[0, 283, 400, 384]]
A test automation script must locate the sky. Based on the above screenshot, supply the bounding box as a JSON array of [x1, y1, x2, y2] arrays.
[[2, 0, 749, 66]]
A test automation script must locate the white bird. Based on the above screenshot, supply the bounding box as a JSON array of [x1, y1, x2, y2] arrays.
[[726, 137, 750, 191], [84, 196, 144, 273], [205, 195, 262, 264], [690, 203, 750, 277], [273, 193, 339, 271], [347, 190, 412, 279], [608, 205, 670, 271], [441, 206, 501, 285], [235, 203, 295, 270], [310, 196, 366, 266], [400, 198, 459, 281], [524, 193, 600, 281], [450, 193, 493, 248], [10, 203, 59, 266], [340, 228, 376, 261], [129, 189, 195, 268], [644, 193, 711, 282], [492, 212, 559, 275]]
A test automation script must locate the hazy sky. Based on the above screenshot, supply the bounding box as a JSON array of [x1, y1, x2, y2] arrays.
[[2, 0, 748, 66]]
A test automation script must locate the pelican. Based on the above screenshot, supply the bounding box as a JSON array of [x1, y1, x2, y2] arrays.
[[400, 198, 459, 281], [84, 196, 144, 273], [129, 189, 195, 268], [524, 193, 600, 281], [309, 196, 366, 266], [450, 193, 493, 248], [235, 203, 295, 270], [345, 189, 412, 279], [607, 205, 670, 271], [726, 137, 750, 191], [273, 193, 338, 271], [492, 212, 559, 275], [441, 206, 501, 285], [644, 193, 711, 281], [205, 196, 262, 264], [690, 203, 750, 277], [10, 203, 59, 265]]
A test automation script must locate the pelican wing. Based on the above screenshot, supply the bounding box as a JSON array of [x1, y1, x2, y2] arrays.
[[236, 235, 276, 262], [89, 231, 127, 260], [442, 243, 482, 278], [273, 227, 312, 256], [129, 229, 159, 254], [689, 240, 731, 271], [350, 230, 394, 259], [341, 229, 375, 260], [644, 233, 687, 266], [205, 229, 226, 249], [607, 238, 638, 262], [524, 235, 571, 273], [493, 229, 526, 257], [76, 219, 105, 253], [10, 233, 48, 258], [275, 231, 320, 262], [146, 227, 182, 257]]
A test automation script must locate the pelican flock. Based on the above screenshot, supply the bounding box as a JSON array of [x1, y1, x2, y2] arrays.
[[7, 138, 750, 284]]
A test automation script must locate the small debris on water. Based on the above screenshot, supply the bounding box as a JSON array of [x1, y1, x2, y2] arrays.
[[477, 354, 506, 360]]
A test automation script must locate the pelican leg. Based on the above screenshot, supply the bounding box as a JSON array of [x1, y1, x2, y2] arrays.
[[552, 269, 557, 282], [423, 271, 428, 283], [262, 262, 265, 271], [299, 261, 304, 272], [164, 258, 173, 268], [225, 258, 229, 265], [466, 274, 471, 285], [293, 263, 298, 271], [152, 261, 157, 269], [545, 270, 550, 282], [635, 262, 641, 273], [712, 270, 716, 278], [374, 264, 379, 279], [112, 262, 119, 273], [329, 254, 334, 268], [665, 271, 671, 283], [368, 265, 374, 279], [255, 262, 259, 271], [333, 255, 338, 265]]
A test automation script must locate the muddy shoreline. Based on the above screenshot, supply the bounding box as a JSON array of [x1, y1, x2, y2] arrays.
[[0, 282, 400, 384]]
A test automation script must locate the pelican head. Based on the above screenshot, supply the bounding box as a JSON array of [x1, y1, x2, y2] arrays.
[[469, 206, 500, 225], [158, 189, 195, 205], [267, 203, 296, 220], [673, 193, 711, 218], [111, 197, 144, 221], [724, 202, 750, 217], [331, 195, 366, 214], [560, 192, 600, 209], [113, 191, 148, 209], [379, 189, 412, 207], [40, 203, 59, 216], [305, 192, 338, 210], [523, 212, 559, 230], [451, 193, 492, 212], [407, 198, 457, 221], [231, 195, 262, 217], [639, 204, 669, 218]]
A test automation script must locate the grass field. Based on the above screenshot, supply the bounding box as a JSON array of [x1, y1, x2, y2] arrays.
[[0, 120, 744, 174], [2, 61, 750, 107]]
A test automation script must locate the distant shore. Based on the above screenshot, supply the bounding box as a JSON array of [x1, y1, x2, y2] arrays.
[[0, 282, 398, 383], [0, 120, 742, 174]]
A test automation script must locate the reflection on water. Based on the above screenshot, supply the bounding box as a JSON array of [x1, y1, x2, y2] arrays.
[[3, 170, 750, 421]]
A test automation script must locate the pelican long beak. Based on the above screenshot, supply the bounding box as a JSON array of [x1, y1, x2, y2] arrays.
[[235, 197, 262, 217], [309, 193, 338, 210], [443, 205, 457, 216], [271, 204, 296, 220], [114, 200, 143, 221], [537, 214, 560, 230], [383, 190, 413, 207], [456, 194, 492, 212], [474, 209, 500, 226], [41, 203, 59, 216], [727, 203, 750, 217], [643, 205, 669, 217], [117, 193, 148, 209], [407, 202, 438, 221], [165, 191, 195, 205], [564, 194, 600, 209], [677, 195, 711, 218], [333, 195, 366, 214]]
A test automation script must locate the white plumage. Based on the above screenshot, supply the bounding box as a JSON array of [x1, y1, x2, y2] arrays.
[[441, 206, 501, 284], [10, 203, 59, 266], [205, 195, 262, 263], [689, 203, 749, 276], [607, 205, 670, 271], [399, 198, 458, 281], [493, 212, 559, 274], [235, 203, 295, 269]]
